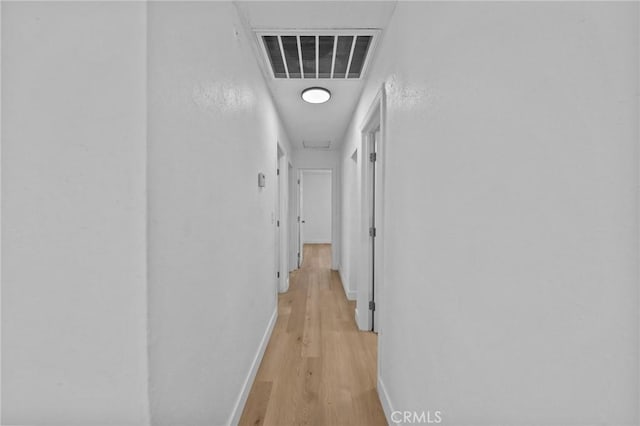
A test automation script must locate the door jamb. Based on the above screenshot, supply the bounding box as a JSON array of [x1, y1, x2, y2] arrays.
[[276, 144, 288, 293], [358, 85, 386, 337], [298, 168, 333, 268]]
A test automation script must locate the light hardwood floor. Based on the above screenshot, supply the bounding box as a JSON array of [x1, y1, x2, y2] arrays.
[[239, 244, 387, 426]]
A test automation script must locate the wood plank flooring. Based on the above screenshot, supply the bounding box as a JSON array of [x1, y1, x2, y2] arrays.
[[239, 244, 387, 426]]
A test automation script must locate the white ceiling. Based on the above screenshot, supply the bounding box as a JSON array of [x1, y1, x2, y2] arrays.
[[236, 1, 397, 150]]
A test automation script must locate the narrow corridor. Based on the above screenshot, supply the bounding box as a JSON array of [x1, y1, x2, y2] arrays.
[[2, 2, 638, 425], [239, 244, 386, 426]]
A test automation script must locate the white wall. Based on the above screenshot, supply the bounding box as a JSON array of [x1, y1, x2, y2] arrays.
[[1, 3, 149, 425], [301, 170, 332, 244], [293, 149, 341, 269], [147, 2, 292, 425], [342, 2, 639, 424]]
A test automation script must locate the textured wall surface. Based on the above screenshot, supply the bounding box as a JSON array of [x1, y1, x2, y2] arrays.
[[342, 2, 639, 424], [2, 2, 149, 425], [147, 3, 292, 425]]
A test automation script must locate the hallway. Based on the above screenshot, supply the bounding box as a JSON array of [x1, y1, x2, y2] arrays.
[[2, 1, 639, 425], [240, 244, 386, 426]]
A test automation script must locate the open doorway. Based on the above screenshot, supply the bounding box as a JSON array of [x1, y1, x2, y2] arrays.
[[276, 144, 288, 293], [274, 144, 287, 293], [298, 169, 332, 268], [288, 161, 296, 273], [358, 86, 385, 334]]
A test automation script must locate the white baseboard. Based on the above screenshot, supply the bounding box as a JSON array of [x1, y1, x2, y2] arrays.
[[355, 307, 363, 331], [227, 307, 277, 426], [378, 376, 395, 425], [279, 276, 289, 293], [356, 306, 371, 331], [337, 268, 356, 301]]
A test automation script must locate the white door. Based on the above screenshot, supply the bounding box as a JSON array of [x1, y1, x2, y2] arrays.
[[370, 130, 380, 332], [301, 170, 332, 245], [275, 153, 281, 289], [288, 162, 296, 271], [298, 171, 304, 268]]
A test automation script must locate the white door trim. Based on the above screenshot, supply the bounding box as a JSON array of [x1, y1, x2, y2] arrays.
[[298, 168, 334, 266], [357, 85, 386, 383]]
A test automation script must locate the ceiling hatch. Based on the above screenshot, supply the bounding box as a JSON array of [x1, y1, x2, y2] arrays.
[[257, 30, 380, 80], [303, 140, 332, 150]]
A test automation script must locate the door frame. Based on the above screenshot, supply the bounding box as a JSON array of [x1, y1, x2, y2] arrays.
[[288, 161, 296, 273], [298, 168, 333, 268], [276, 144, 288, 293], [357, 85, 386, 336], [298, 169, 303, 268]]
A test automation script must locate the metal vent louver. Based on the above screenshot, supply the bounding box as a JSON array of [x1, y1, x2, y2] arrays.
[[257, 30, 379, 80]]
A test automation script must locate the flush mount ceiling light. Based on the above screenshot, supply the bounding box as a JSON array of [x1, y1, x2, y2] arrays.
[[301, 87, 331, 104]]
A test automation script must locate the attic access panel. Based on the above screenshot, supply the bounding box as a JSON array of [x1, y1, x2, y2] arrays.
[[302, 140, 332, 150], [257, 30, 379, 80]]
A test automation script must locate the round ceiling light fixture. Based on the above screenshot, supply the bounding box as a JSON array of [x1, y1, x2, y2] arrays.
[[301, 87, 331, 104]]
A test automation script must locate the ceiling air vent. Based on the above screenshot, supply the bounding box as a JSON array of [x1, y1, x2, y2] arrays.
[[257, 30, 379, 80], [303, 140, 332, 150]]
